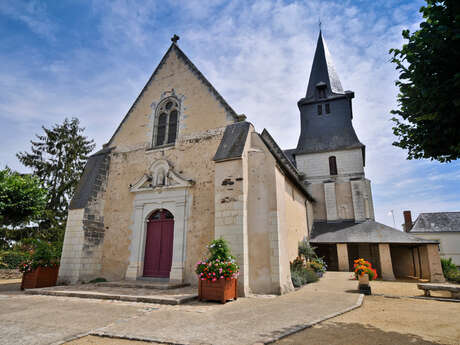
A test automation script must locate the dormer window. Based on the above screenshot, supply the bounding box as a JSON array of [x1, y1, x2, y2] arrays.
[[316, 81, 327, 99], [153, 97, 179, 147]]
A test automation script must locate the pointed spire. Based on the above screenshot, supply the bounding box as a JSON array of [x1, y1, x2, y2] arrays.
[[305, 31, 344, 99]]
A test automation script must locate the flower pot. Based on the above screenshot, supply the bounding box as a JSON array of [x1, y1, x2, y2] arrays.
[[21, 265, 59, 290], [358, 273, 369, 286], [198, 278, 238, 304]]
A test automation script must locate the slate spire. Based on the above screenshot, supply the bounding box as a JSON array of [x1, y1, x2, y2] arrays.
[[305, 31, 344, 100]]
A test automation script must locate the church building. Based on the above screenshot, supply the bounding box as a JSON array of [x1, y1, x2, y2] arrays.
[[58, 32, 444, 294]]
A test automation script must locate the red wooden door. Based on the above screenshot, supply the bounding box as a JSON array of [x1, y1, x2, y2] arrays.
[[143, 210, 174, 278]]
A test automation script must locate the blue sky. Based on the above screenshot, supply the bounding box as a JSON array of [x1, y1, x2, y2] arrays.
[[1, 0, 459, 229]]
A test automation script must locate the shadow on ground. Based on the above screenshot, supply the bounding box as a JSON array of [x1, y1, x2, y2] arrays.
[[273, 322, 448, 345]]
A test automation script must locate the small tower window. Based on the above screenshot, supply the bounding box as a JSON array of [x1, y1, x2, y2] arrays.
[[317, 104, 322, 115], [325, 103, 330, 114], [153, 97, 180, 147], [329, 156, 337, 175]]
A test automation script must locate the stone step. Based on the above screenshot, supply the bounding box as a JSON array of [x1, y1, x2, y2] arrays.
[[96, 280, 189, 290], [24, 288, 197, 305]]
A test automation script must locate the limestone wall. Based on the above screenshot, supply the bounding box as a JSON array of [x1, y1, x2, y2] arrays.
[[296, 148, 364, 180], [410, 232, 460, 266]]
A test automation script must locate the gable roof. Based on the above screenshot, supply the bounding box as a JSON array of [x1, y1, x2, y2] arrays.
[[310, 220, 439, 244], [410, 212, 460, 233], [107, 42, 239, 146]]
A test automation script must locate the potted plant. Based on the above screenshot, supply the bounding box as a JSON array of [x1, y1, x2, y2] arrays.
[[353, 258, 377, 295], [195, 238, 239, 304], [19, 240, 61, 290], [309, 257, 327, 277]]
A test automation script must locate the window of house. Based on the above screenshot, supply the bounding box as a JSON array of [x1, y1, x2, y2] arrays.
[[318, 88, 326, 99], [317, 104, 322, 115], [329, 156, 337, 175], [153, 98, 179, 147], [325, 103, 330, 114]]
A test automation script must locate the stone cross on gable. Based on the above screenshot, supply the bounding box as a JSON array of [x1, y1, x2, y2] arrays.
[[171, 34, 180, 43]]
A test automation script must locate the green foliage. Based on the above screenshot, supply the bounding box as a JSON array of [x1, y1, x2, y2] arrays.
[[0, 250, 30, 269], [16, 117, 95, 241], [207, 238, 233, 261], [389, 0, 460, 162], [309, 257, 327, 273], [441, 257, 460, 284], [18, 239, 62, 273], [195, 238, 240, 281], [290, 264, 318, 287], [0, 168, 47, 228], [298, 240, 317, 261], [89, 277, 107, 283]]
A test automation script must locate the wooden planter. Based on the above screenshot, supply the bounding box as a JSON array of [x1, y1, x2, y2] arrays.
[[358, 273, 369, 286], [198, 278, 238, 304], [21, 265, 59, 290]]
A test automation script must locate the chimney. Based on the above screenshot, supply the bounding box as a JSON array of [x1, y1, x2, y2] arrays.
[[403, 210, 412, 232]]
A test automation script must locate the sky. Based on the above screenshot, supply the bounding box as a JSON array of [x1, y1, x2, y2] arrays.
[[0, 0, 459, 230]]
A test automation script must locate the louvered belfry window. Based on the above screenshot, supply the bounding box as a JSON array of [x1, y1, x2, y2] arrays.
[[329, 156, 337, 175], [154, 97, 179, 147]]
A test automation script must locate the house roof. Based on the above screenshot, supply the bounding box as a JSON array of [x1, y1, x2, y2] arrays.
[[410, 212, 460, 233], [310, 220, 439, 244], [107, 42, 239, 146]]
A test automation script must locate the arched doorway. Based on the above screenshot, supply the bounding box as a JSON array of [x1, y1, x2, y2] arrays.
[[143, 209, 174, 278]]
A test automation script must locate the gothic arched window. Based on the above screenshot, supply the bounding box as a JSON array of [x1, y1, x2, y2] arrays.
[[329, 156, 337, 175], [153, 97, 179, 147]]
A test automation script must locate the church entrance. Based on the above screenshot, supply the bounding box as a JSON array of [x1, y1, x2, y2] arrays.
[[143, 209, 174, 278]]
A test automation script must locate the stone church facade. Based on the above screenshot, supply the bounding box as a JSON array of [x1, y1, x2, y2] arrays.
[[59, 33, 444, 293], [58, 38, 313, 295]]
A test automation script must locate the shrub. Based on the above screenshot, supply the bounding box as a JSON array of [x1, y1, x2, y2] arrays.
[[18, 239, 61, 273], [309, 257, 327, 273], [0, 250, 30, 269], [89, 277, 107, 283], [298, 240, 317, 261], [441, 257, 460, 284], [290, 266, 318, 287], [195, 238, 239, 282]]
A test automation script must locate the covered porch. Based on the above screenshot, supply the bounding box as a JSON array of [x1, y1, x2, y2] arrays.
[[311, 220, 445, 282]]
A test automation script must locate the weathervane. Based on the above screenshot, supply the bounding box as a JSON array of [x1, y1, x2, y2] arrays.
[[171, 34, 180, 44], [318, 18, 322, 32]]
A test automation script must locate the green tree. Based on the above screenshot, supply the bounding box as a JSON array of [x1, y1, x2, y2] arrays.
[[0, 168, 47, 248], [17, 118, 95, 240], [389, 0, 460, 162]]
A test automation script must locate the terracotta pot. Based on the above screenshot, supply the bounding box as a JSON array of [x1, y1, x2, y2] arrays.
[[21, 265, 59, 290], [358, 273, 369, 286], [198, 278, 238, 304]]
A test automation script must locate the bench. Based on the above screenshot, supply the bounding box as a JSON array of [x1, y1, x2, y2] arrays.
[[417, 283, 460, 299]]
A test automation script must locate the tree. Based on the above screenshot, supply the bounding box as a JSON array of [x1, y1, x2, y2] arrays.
[[17, 118, 95, 240], [0, 168, 47, 248], [0, 168, 47, 227], [389, 0, 460, 162]]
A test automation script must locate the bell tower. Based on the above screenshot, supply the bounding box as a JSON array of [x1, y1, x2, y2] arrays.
[[293, 31, 374, 223]]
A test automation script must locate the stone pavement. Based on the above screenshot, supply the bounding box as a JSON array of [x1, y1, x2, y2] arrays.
[[0, 272, 362, 345]]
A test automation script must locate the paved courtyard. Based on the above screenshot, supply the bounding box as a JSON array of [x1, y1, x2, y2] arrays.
[[1, 273, 458, 345]]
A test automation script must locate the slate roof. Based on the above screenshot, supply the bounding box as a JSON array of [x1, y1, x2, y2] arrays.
[[294, 31, 365, 157], [107, 42, 239, 146], [259, 130, 313, 202], [410, 212, 460, 233], [69, 147, 112, 210], [310, 220, 439, 244], [305, 31, 344, 100], [213, 121, 251, 162], [283, 149, 297, 167]]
